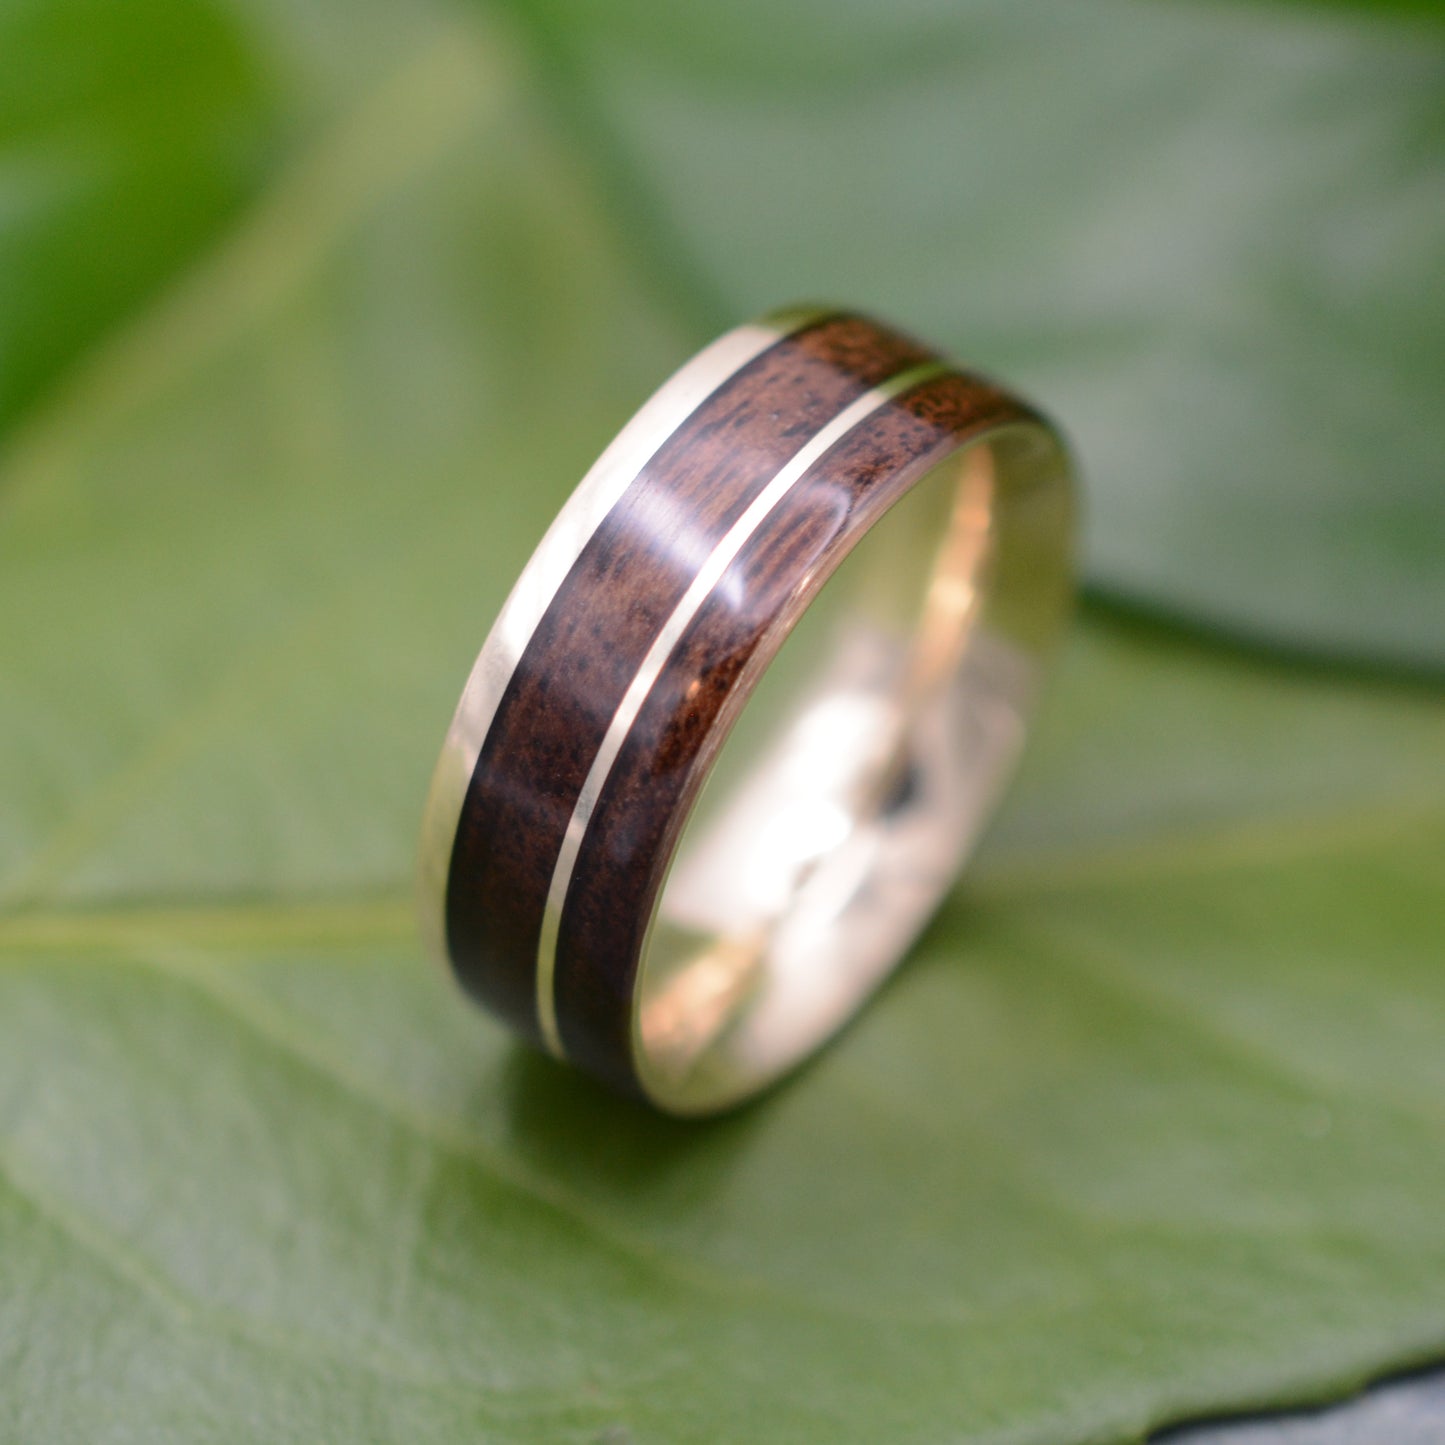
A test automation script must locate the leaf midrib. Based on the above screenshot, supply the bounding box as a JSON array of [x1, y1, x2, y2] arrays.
[[0, 784, 1438, 950]]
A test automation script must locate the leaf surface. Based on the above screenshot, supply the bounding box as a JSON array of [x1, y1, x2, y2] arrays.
[[501, 0, 1445, 665], [1, 4, 1443, 1443], [0, 0, 279, 435]]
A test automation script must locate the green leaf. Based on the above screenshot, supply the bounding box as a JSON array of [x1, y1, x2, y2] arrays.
[[0, 0, 281, 435], [2, 4, 1444, 1443], [500, 0, 1445, 668]]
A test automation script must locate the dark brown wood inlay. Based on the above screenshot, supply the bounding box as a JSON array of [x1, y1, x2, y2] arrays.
[[445, 314, 935, 1042], [550, 369, 1034, 1091]]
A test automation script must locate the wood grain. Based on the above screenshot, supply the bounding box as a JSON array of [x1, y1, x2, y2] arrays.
[[552, 370, 1032, 1090], [444, 315, 932, 1044]]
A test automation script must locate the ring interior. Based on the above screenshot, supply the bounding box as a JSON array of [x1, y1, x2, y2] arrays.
[[631, 420, 1073, 1114]]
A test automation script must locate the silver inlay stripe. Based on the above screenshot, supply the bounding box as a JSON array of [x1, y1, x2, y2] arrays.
[[536, 359, 950, 1057], [417, 309, 831, 967]]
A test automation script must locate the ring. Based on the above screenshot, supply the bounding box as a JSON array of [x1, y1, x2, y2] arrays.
[[419, 307, 1075, 1114]]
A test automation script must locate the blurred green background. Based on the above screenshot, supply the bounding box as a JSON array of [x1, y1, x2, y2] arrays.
[[0, 0, 1442, 1441]]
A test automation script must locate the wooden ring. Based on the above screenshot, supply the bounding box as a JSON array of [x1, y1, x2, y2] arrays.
[[419, 308, 1075, 1114]]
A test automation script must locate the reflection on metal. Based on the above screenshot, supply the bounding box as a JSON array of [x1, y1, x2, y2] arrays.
[[639, 930, 767, 1089], [637, 424, 1063, 1112]]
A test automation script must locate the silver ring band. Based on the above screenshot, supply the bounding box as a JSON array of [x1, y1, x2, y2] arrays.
[[419, 307, 1075, 1114]]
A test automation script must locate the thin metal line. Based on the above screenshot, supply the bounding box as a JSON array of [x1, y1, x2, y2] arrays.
[[536, 360, 950, 1057], [416, 308, 833, 968]]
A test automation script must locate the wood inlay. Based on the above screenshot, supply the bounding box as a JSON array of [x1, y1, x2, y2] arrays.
[[444, 315, 935, 1044], [551, 371, 1036, 1091]]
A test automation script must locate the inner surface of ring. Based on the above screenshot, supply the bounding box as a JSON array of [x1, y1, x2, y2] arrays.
[[635, 432, 1036, 1111]]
